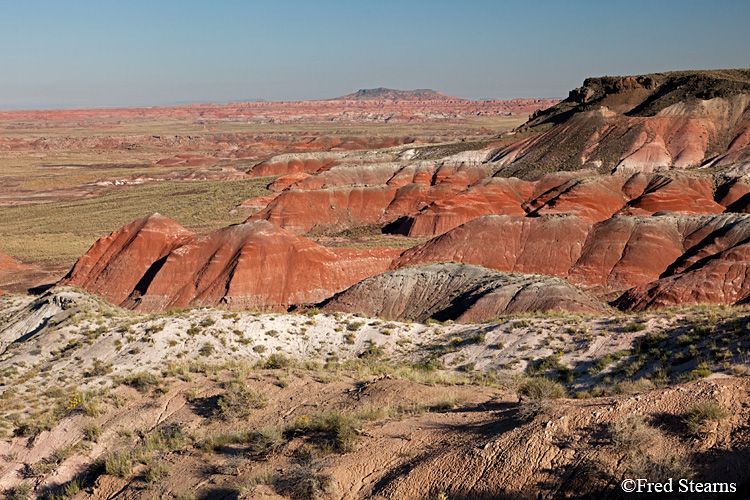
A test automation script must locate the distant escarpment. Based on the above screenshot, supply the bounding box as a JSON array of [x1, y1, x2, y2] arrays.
[[492, 69, 750, 177]]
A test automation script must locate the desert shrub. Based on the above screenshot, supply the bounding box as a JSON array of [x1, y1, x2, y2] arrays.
[[83, 359, 113, 378], [104, 452, 132, 477], [589, 350, 631, 374], [517, 377, 566, 420], [613, 378, 656, 394], [249, 427, 284, 457], [217, 384, 268, 420], [199, 342, 214, 356], [201, 431, 247, 452], [687, 362, 712, 380], [265, 353, 292, 369], [6, 482, 33, 500], [43, 477, 84, 500], [610, 415, 693, 481], [628, 453, 692, 483], [624, 322, 646, 332], [84, 423, 101, 442], [346, 321, 363, 332], [238, 471, 279, 493], [276, 464, 337, 500], [683, 400, 728, 437], [144, 461, 171, 483], [431, 394, 463, 411], [518, 377, 566, 400], [610, 415, 662, 451], [122, 371, 161, 392], [292, 411, 361, 453], [358, 342, 384, 360]]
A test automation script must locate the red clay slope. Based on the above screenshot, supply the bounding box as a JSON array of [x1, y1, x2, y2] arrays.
[[394, 212, 750, 308], [58, 214, 196, 305], [59, 215, 401, 311]]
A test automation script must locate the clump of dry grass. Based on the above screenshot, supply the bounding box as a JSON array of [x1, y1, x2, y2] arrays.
[[683, 400, 728, 437], [610, 415, 692, 482], [517, 377, 566, 420]]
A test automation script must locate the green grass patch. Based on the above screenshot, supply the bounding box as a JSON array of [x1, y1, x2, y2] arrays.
[[0, 178, 272, 264]]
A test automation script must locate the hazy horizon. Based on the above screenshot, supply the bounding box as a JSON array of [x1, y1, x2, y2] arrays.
[[2, 0, 749, 110]]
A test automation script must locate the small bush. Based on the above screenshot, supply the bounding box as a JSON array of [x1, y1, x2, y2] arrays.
[[610, 415, 691, 481], [144, 462, 171, 483], [265, 353, 292, 369], [122, 371, 161, 392], [625, 322, 646, 332], [683, 400, 728, 437], [613, 378, 656, 394], [346, 321, 363, 332], [6, 482, 33, 500], [628, 452, 692, 483], [292, 411, 361, 453], [517, 377, 566, 420], [84, 423, 101, 442], [217, 384, 268, 420], [358, 342, 384, 360], [610, 415, 662, 452], [249, 427, 284, 457], [199, 342, 214, 356], [518, 377, 566, 400], [687, 362, 712, 380], [104, 452, 132, 477], [277, 464, 337, 500]]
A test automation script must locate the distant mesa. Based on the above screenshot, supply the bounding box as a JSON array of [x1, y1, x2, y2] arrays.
[[331, 88, 462, 101]]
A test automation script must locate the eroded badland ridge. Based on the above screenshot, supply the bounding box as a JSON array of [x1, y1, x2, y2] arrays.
[[1, 74, 750, 499]]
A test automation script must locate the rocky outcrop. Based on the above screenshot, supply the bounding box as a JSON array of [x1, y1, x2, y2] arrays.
[[321, 263, 608, 322], [244, 150, 736, 239], [566, 215, 685, 293], [394, 178, 531, 237], [492, 70, 750, 177], [616, 213, 750, 310], [526, 176, 629, 221]]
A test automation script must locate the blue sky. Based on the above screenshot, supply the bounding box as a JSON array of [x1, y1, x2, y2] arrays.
[[1, 0, 749, 109]]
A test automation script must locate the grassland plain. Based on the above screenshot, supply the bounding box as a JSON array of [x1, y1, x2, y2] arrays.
[[0, 116, 525, 191], [0, 178, 273, 264]]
